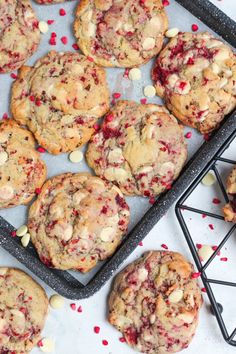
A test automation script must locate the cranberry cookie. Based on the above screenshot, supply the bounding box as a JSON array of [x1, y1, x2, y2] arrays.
[[108, 251, 202, 354], [74, 0, 168, 68], [223, 166, 236, 223], [0, 0, 40, 73], [11, 51, 110, 154], [0, 267, 48, 353], [0, 120, 47, 209], [86, 100, 187, 197], [152, 32, 236, 134], [28, 173, 130, 272]]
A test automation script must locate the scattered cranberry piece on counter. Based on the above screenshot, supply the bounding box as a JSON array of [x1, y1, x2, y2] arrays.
[[139, 241, 143, 246], [202, 214, 207, 218], [11, 231, 16, 237], [192, 272, 201, 279], [61, 36, 68, 45], [161, 243, 168, 250], [102, 340, 108, 346], [72, 43, 79, 50], [35, 188, 41, 195], [37, 147, 46, 153], [140, 98, 147, 104], [113, 92, 121, 99], [119, 337, 126, 343], [185, 131, 192, 139], [49, 37, 56, 45], [37, 340, 43, 347], [209, 224, 214, 230], [2, 113, 8, 120], [94, 326, 100, 334], [162, 0, 170, 6], [70, 303, 76, 311], [192, 24, 199, 32], [220, 257, 228, 262], [196, 243, 202, 249], [10, 73, 18, 79], [201, 288, 207, 293], [47, 20, 54, 25], [149, 196, 156, 204], [77, 305, 82, 313], [59, 8, 66, 16], [212, 198, 221, 204]]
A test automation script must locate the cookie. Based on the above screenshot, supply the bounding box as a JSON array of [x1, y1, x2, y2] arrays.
[[223, 166, 236, 223], [35, 0, 70, 3], [28, 173, 130, 272], [74, 0, 168, 68], [152, 32, 236, 134], [11, 51, 110, 154], [86, 100, 187, 197], [108, 251, 202, 354], [0, 267, 48, 353], [0, 0, 40, 73], [0, 120, 47, 209]]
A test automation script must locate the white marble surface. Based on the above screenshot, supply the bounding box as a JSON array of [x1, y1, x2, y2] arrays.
[[0, 0, 236, 353]]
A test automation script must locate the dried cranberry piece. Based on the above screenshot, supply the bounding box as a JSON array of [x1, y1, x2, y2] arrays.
[[124, 327, 138, 345]]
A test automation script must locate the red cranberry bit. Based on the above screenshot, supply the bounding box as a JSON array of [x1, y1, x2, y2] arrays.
[[187, 57, 195, 65], [11, 230, 17, 237], [37, 340, 43, 347], [106, 113, 114, 122], [87, 56, 94, 62], [35, 188, 41, 195], [94, 326, 100, 334], [113, 92, 121, 99], [119, 337, 126, 343], [196, 243, 202, 249], [2, 112, 9, 120], [125, 327, 138, 345], [10, 73, 18, 79], [139, 241, 143, 246], [192, 24, 199, 32], [162, 0, 170, 6], [61, 36, 68, 45], [47, 20, 54, 25], [178, 81, 187, 90], [77, 305, 83, 313], [209, 224, 214, 230], [29, 95, 35, 102], [70, 303, 76, 311], [102, 340, 108, 346], [35, 99, 42, 106], [220, 257, 228, 262], [51, 32, 57, 38], [191, 272, 201, 279], [212, 198, 221, 204], [49, 37, 56, 45], [202, 214, 207, 218], [185, 132, 192, 139], [124, 68, 129, 78], [37, 147, 46, 153], [59, 8, 66, 16], [101, 205, 108, 214], [161, 243, 168, 250], [149, 196, 156, 205], [140, 98, 147, 104], [72, 43, 79, 50], [201, 287, 207, 293], [93, 123, 100, 131]]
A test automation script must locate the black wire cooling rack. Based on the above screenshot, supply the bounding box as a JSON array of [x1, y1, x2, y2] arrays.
[[176, 129, 236, 346]]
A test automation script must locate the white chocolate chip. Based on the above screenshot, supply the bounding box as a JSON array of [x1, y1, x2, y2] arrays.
[[201, 172, 216, 186], [214, 48, 230, 61], [149, 314, 156, 324], [128, 68, 142, 81], [39, 21, 49, 34], [69, 150, 83, 163], [219, 78, 228, 89], [63, 224, 73, 241], [165, 27, 179, 38], [168, 289, 184, 303], [178, 313, 194, 324], [0, 185, 14, 200], [49, 294, 65, 310], [137, 268, 148, 282], [87, 22, 96, 37], [0, 318, 6, 332], [100, 227, 115, 242], [144, 85, 156, 98], [224, 69, 233, 78], [0, 151, 8, 166], [16, 225, 28, 237], [40, 338, 55, 353], [112, 185, 123, 197], [142, 37, 155, 50], [104, 167, 128, 182], [21, 233, 31, 247], [108, 148, 124, 164], [168, 74, 179, 88], [0, 268, 7, 275], [198, 245, 214, 262], [211, 63, 221, 75], [123, 23, 134, 32]]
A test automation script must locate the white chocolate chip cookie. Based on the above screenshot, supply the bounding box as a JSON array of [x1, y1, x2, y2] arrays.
[[0, 0, 40, 73], [28, 173, 130, 272], [0, 268, 48, 353], [152, 32, 236, 134], [108, 251, 202, 354], [74, 0, 168, 68], [0, 120, 47, 209], [86, 100, 187, 197], [11, 51, 110, 154]]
